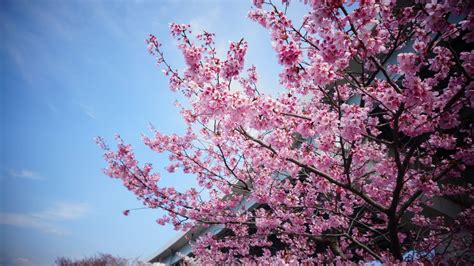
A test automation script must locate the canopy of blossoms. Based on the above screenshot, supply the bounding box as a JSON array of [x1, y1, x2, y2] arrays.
[[98, 0, 473, 263]]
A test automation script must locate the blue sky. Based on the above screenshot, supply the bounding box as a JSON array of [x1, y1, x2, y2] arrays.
[[0, 0, 295, 265]]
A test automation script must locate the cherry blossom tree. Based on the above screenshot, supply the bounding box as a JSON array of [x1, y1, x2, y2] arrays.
[[97, 0, 473, 263]]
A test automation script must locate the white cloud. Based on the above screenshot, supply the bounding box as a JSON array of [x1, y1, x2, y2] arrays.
[[7, 169, 43, 180], [0, 213, 67, 235], [0, 202, 90, 236], [90, 2, 125, 38], [5, 45, 34, 86], [48, 103, 59, 113], [34, 202, 90, 220], [13, 257, 31, 265], [78, 103, 97, 120], [188, 5, 221, 33]]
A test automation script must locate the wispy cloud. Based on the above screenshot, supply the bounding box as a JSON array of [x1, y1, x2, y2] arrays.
[[188, 5, 221, 32], [13, 257, 31, 265], [34, 202, 90, 220], [0, 202, 90, 236], [78, 103, 97, 120], [0, 213, 67, 235], [90, 2, 125, 38], [4, 45, 34, 86], [7, 169, 44, 180], [48, 103, 59, 113]]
